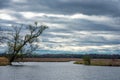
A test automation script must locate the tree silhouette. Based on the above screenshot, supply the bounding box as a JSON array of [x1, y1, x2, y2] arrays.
[[4, 22, 48, 65]]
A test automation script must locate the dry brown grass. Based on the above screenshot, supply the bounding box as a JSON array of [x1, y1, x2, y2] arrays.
[[17, 58, 82, 62], [91, 59, 120, 66], [17, 58, 120, 66], [0, 57, 9, 66], [74, 59, 120, 66], [1, 57, 120, 66]]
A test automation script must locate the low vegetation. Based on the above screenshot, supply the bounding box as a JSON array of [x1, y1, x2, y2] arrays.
[[0, 57, 9, 66], [0, 54, 120, 66], [15, 58, 82, 62], [74, 61, 83, 64], [0, 57, 120, 66], [83, 55, 91, 65], [74, 59, 120, 66], [0, 57, 82, 66]]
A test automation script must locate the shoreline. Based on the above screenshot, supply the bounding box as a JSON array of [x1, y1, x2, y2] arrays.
[[16, 58, 82, 62], [74, 59, 120, 66], [0, 57, 120, 66], [0, 57, 10, 66]]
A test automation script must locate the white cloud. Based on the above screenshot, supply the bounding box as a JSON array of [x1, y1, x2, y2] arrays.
[[12, 0, 27, 3], [42, 22, 66, 29], [39, 42, 120, 51], [0, 0, 120, 54], [0, 9, 17, 21], [38, 30, 120, 51], [20, 12, 44, 19], [71, 13, 112, 22], [0, 9, 117, 28], [49, 32, 72, 36], [20, 12, 113, 23], [0, 13, 17, 21]]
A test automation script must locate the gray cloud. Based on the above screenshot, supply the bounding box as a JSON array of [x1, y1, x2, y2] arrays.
[[55, 0, 120, 16], [0, 0, 120, 16], [0, 0, 11, 9], [0, 0, 120, 52], [1, 0, 120, 16]]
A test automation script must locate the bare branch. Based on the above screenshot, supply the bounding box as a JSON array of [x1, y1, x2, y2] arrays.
[[4, 22, 48, 64]]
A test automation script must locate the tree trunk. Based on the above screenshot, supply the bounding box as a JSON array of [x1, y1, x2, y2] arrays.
[[9, 54, 17, 65], [9, 58, 14, 65]]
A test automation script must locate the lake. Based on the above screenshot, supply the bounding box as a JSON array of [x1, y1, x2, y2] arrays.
[[0, 62, 120, 80]]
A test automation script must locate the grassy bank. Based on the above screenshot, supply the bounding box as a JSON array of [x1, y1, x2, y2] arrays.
[[74, 59, 120, 66], [1, 57, 120, 66], [0, 57, 82, 66], [16, 58, 82, 62], [0, 57, 9, 66]]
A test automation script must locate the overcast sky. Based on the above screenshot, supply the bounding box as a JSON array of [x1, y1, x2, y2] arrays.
[[0, 0, 120, 53]]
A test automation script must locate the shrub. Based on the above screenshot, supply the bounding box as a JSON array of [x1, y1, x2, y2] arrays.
[[83, 55, 91, 65]]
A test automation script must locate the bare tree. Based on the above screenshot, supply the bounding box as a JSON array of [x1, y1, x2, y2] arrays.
[[5, 22, 48, 65]]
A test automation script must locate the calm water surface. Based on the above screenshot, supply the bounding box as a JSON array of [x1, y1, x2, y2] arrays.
[[0, 62, 120, 80]]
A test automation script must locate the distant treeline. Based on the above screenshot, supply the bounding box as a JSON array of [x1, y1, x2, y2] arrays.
[[30, 54, 120, 59], [1, 53, 120, 59]]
